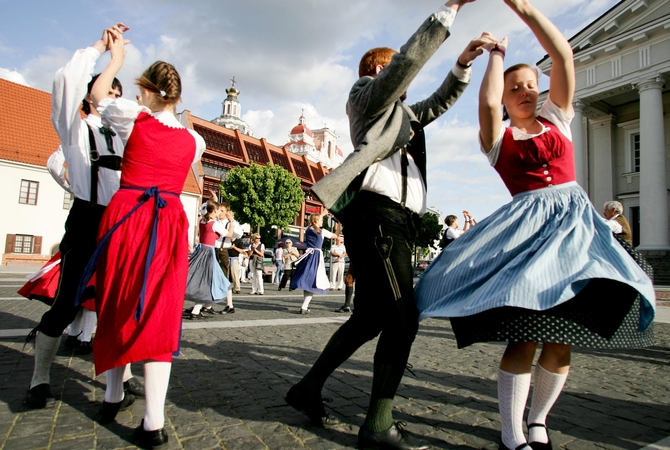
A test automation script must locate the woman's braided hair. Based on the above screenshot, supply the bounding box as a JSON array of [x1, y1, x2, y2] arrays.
[[136, 61, 181, 104]]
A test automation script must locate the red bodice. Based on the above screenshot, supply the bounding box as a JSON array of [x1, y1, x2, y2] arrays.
[[120, 112, 195, 193], [199, 220, 219, 246], [494, 117, 575, 196]]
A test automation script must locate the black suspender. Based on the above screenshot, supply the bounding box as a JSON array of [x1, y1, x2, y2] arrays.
[[87, 125, 123, 205]]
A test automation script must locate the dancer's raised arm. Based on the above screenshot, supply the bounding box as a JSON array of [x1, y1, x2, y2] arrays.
[[505, 0, 574, 112], [479, 34, 507, 152], [91, 24, 130, 108]]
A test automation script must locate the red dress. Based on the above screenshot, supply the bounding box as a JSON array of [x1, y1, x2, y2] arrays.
[[93, 112, 196, 374]]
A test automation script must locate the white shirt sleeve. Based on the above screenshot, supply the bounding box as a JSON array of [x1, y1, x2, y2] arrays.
[[51, 47, 101, 148], [231, 221, 243, 240], [322, 229, 334, 239], [97, 97, 149, 146], [606, 218, 623, 234], [212, 220, 227, 236], [47, 147, 72, 193], [436, 5, 457, 27], [538, 97, 574, 141], [480, 127, 505, 167], [189, 129, 207, 164], [446, 227, 463, 239]]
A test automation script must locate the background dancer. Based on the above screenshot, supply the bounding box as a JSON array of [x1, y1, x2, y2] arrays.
[[289, 211, 333, 314], [278, 239, 299, 291], [185, 201, 231, 319], [287, 1, 486, 448], [415, 1, 655, 448], [86, 27, 205, 448]]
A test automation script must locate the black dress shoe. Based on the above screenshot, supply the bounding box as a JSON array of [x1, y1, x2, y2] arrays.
[[528, 423, 552, 450], [133, 419, 168, 449], [285, 384, 340, 427], [335, 306, 352, 313], [63, 335, 79, 350], [124, 377, 146, 398], [25, 384, 55, 409], [358, 422, 430, 450], [96, 394, 135, 424], [75, 341, 93, 355]]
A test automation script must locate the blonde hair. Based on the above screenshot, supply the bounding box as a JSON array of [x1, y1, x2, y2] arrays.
[[309, 214, 322, 234], [136, 61, 181, 104]]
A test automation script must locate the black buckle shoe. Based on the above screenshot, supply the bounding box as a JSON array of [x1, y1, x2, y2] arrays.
[[285, 384, 340, 427], [335, 306, 351, 313], [25, 383, 55, 409], [358, 422, 430, 450], [124, 377, 146, 398], [133, 419, 168, 449], [498, 442, 532, 450], [75, 341, 93, 355], [96, 394, 135, 424]]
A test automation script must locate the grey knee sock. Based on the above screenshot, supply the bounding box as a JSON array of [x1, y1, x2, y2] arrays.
[[30, 332, 62, 389]]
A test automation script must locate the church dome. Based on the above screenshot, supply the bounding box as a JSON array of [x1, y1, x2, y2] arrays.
[[290, 115, 313, 137]]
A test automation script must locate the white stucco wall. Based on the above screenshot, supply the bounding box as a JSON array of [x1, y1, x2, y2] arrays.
[[0, 160, 71, 256]]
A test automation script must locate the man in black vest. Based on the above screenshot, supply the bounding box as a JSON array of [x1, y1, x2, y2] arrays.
[[286, 2, 490, 448]]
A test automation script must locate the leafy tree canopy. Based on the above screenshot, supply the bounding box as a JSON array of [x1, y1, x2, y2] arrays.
[[221, 163, 304, 241], [415, 212, 443, 250]]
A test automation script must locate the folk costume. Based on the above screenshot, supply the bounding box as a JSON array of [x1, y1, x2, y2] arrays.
[[25, 46, 125, 408], [290, 226, 333, 312], [87, 97, 205, 374], [185, 220, 231, 308], [287, 5, 471, 444], [416, 98, 655, 349]]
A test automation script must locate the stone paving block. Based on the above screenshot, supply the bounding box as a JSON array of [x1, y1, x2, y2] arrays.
[[53, 411, 95, 438], [172, 421, 213, 438], [218, 434, 267, 450], [50, 435, 96, 450], [4, 432, 51, 450], [180, 433, 222, 450]]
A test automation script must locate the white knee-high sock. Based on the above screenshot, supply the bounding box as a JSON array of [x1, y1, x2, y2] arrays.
[[301, 291, 313, 310], [191, 304, 203, 315], [226, 290, 233, 308], [30, 332, 62, 388], [69, 309, 84, 337], [527, 364, 568, 443], [122, 363, 133, 382], [80, 309, 97, 342], [143, 361, 171, 431], [104, 366, 125, 403], [498, 369, 531, 449]]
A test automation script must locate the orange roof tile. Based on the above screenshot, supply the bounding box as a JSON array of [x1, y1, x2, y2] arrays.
[[0, 78, 60, 166]]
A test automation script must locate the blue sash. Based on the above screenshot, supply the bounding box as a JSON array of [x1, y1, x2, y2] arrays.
[[75, 186, 179, 321]]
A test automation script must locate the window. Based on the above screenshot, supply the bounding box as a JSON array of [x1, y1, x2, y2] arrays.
[[63, 192, 74, 210], [639, 47, 650, 68], [630, 133, 641, 173], [14, 235, 34, 253], [586, 67, 596, 86], [19, 180, 39, 205], [611, 57, 621, 78]]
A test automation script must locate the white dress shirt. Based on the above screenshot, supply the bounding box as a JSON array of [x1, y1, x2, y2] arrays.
[[51, 47, 124, 206]]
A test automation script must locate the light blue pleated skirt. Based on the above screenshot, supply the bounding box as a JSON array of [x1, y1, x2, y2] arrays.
[[185, 244, 230, 303], [415, 182, 656, 333]]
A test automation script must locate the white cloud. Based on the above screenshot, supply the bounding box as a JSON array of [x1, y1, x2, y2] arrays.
[[0, 68, 29, 86]]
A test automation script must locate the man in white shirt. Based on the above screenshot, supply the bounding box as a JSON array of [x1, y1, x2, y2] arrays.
[[27, 24, 140, 410], [214, 203, 242, 313], [288, 2, 487, 447], [441, 210, 476, 247], [329, 236, 347, 290]]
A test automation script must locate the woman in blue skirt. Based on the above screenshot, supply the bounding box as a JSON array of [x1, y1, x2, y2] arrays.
[[290, 210, 334, 314], [415, 1, 655, 448]]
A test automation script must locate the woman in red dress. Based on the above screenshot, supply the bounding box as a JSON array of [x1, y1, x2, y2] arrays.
[[86, 28, 205, 447]]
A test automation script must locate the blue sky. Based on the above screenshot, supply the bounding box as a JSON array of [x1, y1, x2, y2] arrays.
[[0, 0, 619, 222]]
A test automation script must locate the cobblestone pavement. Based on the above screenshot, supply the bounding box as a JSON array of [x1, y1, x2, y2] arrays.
[[0, 268, 668, 449]]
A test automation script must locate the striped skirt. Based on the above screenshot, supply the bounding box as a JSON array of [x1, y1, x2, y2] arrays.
[[415, 182, 655, 349]]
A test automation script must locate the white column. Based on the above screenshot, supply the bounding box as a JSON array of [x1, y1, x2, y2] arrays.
[[636, 78, 669, 250], [589, 115, 615, 213], [571, 100, 587, 190]]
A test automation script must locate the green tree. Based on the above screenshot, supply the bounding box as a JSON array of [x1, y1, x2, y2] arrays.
[[220, 163, 304, 245], [413, 212, 443, 266]]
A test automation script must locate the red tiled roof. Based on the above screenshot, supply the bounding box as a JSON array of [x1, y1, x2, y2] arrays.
[[0, 79, 201, 195], [0, 78, 60, 166]]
